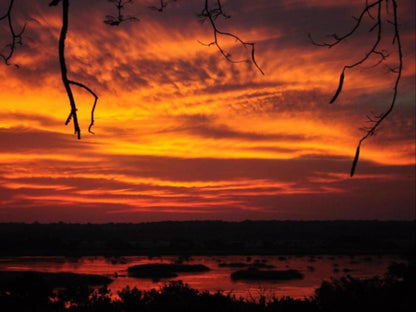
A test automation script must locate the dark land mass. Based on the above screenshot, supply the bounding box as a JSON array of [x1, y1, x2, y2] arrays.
[[0, 271, 112, 288], [0, 220, 413, 256], [127, 263, 210, 279], [231, 268, 304, 281]]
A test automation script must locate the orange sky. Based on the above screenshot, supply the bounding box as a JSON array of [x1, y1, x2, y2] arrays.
[[0, 0, 414, 222]]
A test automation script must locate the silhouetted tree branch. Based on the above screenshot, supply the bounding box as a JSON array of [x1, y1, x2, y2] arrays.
[[104, 0, 138, 26], [309, 0, 403, 176], [149, 0, 177, 12], [50, 0, 98, 138], [0, 0, 25, 66], [68, 80, 98, 134], [198, 0, 264, 75]]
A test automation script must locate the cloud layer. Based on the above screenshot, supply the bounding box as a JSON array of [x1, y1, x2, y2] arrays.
[[0, 0, 414, 222]]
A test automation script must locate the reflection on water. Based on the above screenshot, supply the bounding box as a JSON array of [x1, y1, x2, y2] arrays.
[[0, 255, 401, 299]]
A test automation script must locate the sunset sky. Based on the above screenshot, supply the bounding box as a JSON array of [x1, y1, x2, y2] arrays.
[[0, 0, 414, 222]]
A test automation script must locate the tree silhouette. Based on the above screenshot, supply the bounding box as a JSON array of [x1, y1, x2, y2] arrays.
[[0, 0, 406, 176]]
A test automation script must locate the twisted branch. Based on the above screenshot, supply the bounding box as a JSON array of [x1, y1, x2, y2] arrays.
[[309, 0, 403, 176], [0, 0, 26, 66], [50, 0, 98, 138], [198, 0, 264, 75]]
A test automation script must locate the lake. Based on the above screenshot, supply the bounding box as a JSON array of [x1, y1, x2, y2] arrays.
[[0, 255, 402, 299]]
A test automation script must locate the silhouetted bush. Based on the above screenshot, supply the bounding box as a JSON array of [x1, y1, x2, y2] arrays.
[[315, 261, 415, 312]]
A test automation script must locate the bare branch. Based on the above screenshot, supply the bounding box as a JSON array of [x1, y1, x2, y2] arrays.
[[54, 0, 98, 139], [311, 0, 403, 176], [198, 0, 264, 75], [308, 0, 382, 49], [343, 2, 383, 72], [365, 0, 375, 19], [57, 0, 80, 138], [68, 80, 99, 134], [351, 0, 403, 176], [104, 0, 138, 26], [149, 0, 177, 12], [0, 0, 26, 66]]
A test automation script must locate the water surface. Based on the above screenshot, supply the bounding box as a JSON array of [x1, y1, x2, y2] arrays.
[[0, 255, 400, 299]]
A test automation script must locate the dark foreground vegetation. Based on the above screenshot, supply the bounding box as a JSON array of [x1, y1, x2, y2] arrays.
[[0, 221, 413, 256], [0, 262, 414, 312]]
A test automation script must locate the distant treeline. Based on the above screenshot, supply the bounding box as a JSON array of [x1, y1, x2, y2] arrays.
[[0, 220, 414, 256]]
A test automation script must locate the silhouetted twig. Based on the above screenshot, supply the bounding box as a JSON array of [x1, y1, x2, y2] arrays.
[[104, 0, 138, 26], [50, 0, 98, 138], [68, 80, 98, 134], [0, 0, 26, 66], [149, 0, 176, 12], [198, 0, 264, 75], [309, 0, 402, 176]]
